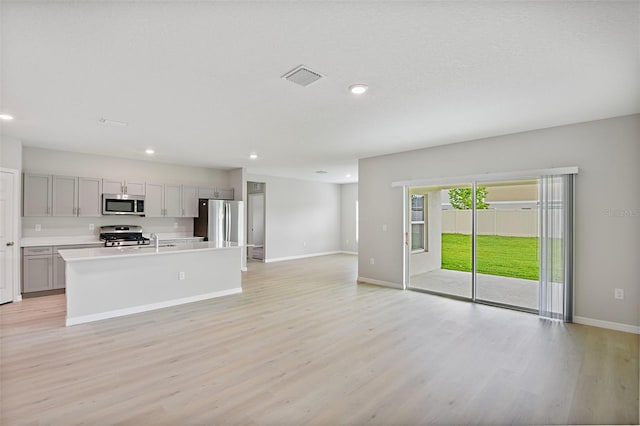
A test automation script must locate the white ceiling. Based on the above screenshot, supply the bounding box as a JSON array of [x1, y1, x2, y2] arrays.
[[2, 1, 639, 183]]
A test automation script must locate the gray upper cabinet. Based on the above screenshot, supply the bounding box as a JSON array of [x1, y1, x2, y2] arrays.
[[216, 188, 234, 200], [52, 175, 78, 216], [77, 177, 103, 217], [145, 184, 199, 218], [125, 181, 145, 196], [197, 187, 234, 200], [23, 173, 52, 216], [182, 185, 198, 217], [164, 184, 182, 218], [102, 178, 123, 194], [102, 179, 145, 195], [24, 174, 102, 217], [144, 183, 164, 217], [198, 187, 216, 199], [24, 173, 220, 218]]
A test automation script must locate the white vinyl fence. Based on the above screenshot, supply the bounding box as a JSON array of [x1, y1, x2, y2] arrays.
[[442, 209, 538, 237]]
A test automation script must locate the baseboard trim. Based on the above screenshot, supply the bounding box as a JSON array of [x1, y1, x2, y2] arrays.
[[357, 276, 404, 289], [574, 316, 640, 334], [66, 288, 242, 326], [265, 251, 343, 263], [340, 251, 358, 255]]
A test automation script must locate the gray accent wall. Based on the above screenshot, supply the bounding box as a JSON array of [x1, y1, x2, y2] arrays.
[[358, 114, 640, 328]]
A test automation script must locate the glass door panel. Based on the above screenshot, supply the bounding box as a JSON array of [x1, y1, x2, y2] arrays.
[[474, 179, 540, 311], [408, 183, 472, 299]]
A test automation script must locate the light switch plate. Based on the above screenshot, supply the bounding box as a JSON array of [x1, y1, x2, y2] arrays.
[[614, 288, 624, 300]]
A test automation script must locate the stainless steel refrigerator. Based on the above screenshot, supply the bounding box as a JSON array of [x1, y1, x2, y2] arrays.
[[194, 199, 246, 270]]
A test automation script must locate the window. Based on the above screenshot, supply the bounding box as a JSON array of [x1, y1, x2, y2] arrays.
[[411, 194, 426, 252]]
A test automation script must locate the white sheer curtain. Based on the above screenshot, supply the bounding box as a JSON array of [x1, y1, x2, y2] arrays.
[[539, 174, 574, 321]]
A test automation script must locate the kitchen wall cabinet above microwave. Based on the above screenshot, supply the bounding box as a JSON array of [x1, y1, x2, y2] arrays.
[[145, 183, 199, 218], [23, 174, 103, 217], [102, 179, 145, 196]]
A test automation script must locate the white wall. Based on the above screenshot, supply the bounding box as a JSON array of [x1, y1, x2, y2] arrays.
[[0, 137, 22, 170], [340, 183, 358, 254], [359, 114, 640, 328], [228, 168, 245, 201], [23, 147, 229, 186], [247, 174, 341, 261], [22, 147, 231, 238]]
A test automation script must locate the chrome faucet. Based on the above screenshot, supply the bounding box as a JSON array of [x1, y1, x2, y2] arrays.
[[150, 233, 159, 249]]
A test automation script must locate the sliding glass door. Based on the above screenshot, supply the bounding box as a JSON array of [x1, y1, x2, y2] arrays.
[[475, 179, 540, 312], [405, 173, 574, 321], [407, 183, 473, 299]]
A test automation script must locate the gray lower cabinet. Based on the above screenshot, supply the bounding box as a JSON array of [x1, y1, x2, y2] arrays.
[[22, 244, 101, 294], [22, 247, 54, 292], [53, 252, 66, 289]]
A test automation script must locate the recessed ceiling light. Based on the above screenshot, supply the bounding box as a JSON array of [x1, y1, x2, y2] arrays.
[[315, 170, 328, 174], [349, 84, 368, 95], [145, 149, 155, 155], [346, 174, 352, 178], [249, 154, 258, 160], [0, 114, 14, 120]]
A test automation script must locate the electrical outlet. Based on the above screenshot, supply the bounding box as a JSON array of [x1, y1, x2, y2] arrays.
[[370, 257, 375, 265], [173, 222, 179, 229], [614, 288, 624, 300], [35, 224, 41, 232], [89, 223, 95, 231], [179, 272, 185, 281], [303, 241, 307, 247], [346, 239, 349, 244]]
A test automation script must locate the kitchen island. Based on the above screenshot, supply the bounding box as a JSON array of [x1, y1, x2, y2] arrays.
[[59, 241, 242, 326]]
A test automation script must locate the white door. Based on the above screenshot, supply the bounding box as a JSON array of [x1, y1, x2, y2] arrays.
[[0, 170, 16, 303]]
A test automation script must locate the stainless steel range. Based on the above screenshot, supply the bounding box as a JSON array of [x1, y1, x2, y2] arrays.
[[100, 225, 151, 247]]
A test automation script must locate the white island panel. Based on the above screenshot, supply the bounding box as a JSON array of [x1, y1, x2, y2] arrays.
[[63, 245, 241, 326]]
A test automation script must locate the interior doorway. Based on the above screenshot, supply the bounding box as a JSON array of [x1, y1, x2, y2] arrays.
[[1, 169, 18, 304], [247, 182, 266, 262]]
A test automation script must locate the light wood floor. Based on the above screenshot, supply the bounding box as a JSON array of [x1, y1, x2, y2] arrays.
[[1, 254, 638, 424]]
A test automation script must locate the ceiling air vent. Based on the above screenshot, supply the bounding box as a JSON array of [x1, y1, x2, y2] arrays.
[[281, 65, 325, 87]]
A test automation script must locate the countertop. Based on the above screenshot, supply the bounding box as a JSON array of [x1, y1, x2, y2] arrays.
[[21, 236, 104, 247], [59, 241, 241, 262], [21, 235, 205, 247]]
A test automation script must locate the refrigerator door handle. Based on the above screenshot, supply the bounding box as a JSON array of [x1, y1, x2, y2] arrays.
[[225, 203, 231, 241]]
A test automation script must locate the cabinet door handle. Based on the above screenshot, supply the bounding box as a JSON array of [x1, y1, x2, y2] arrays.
[[124, 185, 128, 194], [6, 242, 14, 246], [77, 207, 81, 215]]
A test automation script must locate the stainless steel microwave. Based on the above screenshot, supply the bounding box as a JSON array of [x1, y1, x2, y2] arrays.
[[102, 194, 145, 216]]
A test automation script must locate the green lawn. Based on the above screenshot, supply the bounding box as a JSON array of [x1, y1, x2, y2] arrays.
[[441, 233, 539, 281]]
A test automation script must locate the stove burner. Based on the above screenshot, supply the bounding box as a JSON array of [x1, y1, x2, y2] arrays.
[[99, 225, 151, 247]]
